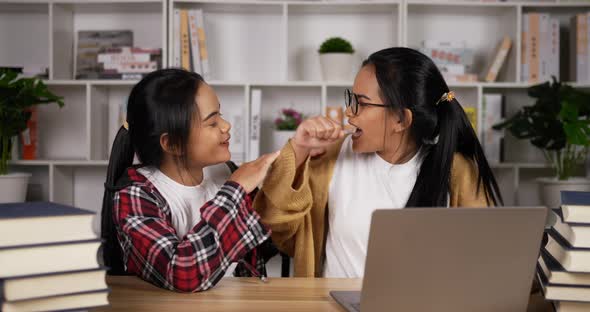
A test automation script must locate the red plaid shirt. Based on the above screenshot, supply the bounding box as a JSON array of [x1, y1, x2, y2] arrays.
[[113, 167, 270, 292]]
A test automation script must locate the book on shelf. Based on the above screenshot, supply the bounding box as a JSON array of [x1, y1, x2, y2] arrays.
[[19, 107, 38, 160], [173, 8, 211, 79], [188, 9, 203, 74], [520, 14, 531, 82], [482, 94, 505, 164], [418, 40, 477, 82], [173, 8, 181, 68], [249, 88, 262, 161], [484, 36, 512, 82], [108, 98, 127, 157], [572, 13, 590, 82], [462, 107, 477, 133], [75, 30, 133, 79], [180, 9, 191, 71], [225, 106, 246, 164], [561, 191, 590, 224], [195, 9, 210, 79], [97, 47, 161, 80], [522, 13, 560, 83]]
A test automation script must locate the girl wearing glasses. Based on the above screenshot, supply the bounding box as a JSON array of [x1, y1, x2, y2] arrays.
[[254, 47, 502, 278]]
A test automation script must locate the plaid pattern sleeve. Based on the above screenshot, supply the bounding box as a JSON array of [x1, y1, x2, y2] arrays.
[[113, 178, 271, 292]]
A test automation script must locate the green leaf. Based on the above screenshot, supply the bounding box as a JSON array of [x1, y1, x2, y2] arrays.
[[0, 69, 64, 170], [318, 37, 354, 54]]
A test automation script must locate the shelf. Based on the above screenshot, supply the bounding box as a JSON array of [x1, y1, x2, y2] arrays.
[[9, 160, 109, 166], [7, 0, 590, 213], [407, 1, 520, 7], [37, 79, 590, 89], [490, 162, 552, 169]]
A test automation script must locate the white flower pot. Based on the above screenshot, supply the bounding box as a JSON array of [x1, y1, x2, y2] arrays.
[[0, 173, 31, 203], [271, 130, 296, 152], [320, 53, 354, 81], [537, 177, 590, 209]]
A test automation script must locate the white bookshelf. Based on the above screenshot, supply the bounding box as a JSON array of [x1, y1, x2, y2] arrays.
[[5, 0, 590, 238]]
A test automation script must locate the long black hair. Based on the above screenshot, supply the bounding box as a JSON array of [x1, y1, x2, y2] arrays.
[[362, 47, 502, 207], [101, 68, 205, 274]]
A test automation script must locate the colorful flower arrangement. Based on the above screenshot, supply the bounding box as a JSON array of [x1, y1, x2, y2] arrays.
[[274, 108, 304, 131]]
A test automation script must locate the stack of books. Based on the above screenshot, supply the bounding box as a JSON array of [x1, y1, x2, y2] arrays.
[[172, 8, 211, 79], [418, 40, 477, 83], [537, 191, 590, 312], [0, 202, 108, 311], [75, 30, 162, 80]]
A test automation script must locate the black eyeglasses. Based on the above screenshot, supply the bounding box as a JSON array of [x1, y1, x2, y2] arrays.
[[344, 89, 387, 116]]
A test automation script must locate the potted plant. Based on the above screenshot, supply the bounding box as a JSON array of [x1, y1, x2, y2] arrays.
[[493, 77, 590, 208], [272, 108, 304, 151], [319, 37, 355, 81], [0, 69, 64, 203]]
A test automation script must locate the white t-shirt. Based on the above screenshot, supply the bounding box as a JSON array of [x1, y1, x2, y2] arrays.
[[323, 136, 425, 278], [137, 163, 237, 275], [137, 164, 231, 239]]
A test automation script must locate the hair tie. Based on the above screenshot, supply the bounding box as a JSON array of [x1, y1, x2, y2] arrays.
[[435, 91, 455, 106]]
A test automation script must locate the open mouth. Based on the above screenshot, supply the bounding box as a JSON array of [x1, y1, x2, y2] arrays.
[[348, 123, 362, 139], [221, 136, 230, 146], [352, 128, 363, 138]]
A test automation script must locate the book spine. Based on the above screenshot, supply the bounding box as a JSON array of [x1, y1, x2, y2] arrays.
[[485, 36, 511, 82], [570, 15, 578, 82], [529, 13, 540, 83], [10, 136, 18, 161], [580, 14, 587, 81], [20, 108, 38, 160], [180, 9, 191, 71], [463, 107, 477, 132], [586, 13, 590, 83], [188, 10, 202, 74], [227, 108, 245, 163], [522, 14, 529, 82], [550, 18, 560, 81], [539, 14, 550, 82], [483, 94, 504, 164], [195, 9, 210, 80], [249, 89, 262, 161], [173, 9, 181, 68]]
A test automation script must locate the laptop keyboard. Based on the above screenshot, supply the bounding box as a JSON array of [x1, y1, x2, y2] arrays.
[[351, 303, 361, 312]]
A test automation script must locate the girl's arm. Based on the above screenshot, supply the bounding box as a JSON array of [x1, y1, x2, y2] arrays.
[[113, 181, 269, 292]]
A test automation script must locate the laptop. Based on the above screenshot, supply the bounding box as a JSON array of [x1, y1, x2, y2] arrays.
[[330, 207, 547, 312]]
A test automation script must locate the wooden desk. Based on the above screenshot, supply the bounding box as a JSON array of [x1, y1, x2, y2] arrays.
[[94, 276, 554, 312]]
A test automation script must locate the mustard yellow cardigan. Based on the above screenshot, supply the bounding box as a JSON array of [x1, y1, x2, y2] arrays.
[[254, 138, 489, 277]]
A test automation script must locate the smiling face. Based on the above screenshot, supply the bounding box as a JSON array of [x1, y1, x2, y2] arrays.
[[186, 83, 232, 167]]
